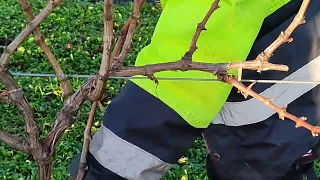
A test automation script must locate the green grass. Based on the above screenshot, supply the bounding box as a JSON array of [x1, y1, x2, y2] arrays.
[[0, 0, 320, 179]]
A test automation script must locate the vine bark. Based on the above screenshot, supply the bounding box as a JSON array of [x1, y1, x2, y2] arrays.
[[0, 0, 315, 180]]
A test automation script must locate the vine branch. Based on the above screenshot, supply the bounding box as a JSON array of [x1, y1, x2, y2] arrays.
[[110, 0, 145, 66], [112, 0, 145, 67], [0, 131, 30, 154], [183, 0, 220, 61], [220, 75, 320, 137], [0, 0, 64, 70], [0, 71, 41, 156], [19, 0, 72, 98], [254, 0, 310, 72], [76, 101, 98, 180], [111, 59, 289, 77], [43, 78, 95, 153], [87, 0, 114, 101], [0, 90, 11, 103], [216, 0, 315, 135]]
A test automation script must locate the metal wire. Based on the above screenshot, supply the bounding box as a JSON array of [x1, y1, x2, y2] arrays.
[[8, 71, 320, 84]]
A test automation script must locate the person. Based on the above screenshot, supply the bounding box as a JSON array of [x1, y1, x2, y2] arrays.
[[69, 0, 320, 179], [204, 0, 320, 179]]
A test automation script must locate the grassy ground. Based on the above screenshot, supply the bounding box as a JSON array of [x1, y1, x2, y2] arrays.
[[0, 0, 319, 179]]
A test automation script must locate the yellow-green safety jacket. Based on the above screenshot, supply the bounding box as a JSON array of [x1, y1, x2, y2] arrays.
[[132, 0, 291, 128]]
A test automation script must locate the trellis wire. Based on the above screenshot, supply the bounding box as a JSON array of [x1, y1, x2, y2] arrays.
[[8, 71, 320, 85]]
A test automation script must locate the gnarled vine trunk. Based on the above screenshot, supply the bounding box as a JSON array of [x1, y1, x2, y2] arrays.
[[38, 161, 53, 180]]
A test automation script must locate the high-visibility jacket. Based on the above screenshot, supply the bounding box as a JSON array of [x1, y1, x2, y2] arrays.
[[132, 0, 290, 128]]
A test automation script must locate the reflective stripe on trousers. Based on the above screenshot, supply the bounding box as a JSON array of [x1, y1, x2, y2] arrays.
[[211, 55, 320, 126], [89, 125, 173, 180]]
